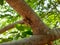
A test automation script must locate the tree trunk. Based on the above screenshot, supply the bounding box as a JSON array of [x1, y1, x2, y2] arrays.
[[6, 0, 50, 35], [0, 0, 60, 45]]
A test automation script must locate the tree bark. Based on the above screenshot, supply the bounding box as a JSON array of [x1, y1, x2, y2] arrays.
[[0, 35, 50, 45], [1, 0, 59, 45], [0, 28, 60, 45], [6, 0, 50, 35]]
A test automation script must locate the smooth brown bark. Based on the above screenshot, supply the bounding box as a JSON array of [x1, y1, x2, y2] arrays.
[[48, 41, 53, 45], [6, 0, 50, 35]]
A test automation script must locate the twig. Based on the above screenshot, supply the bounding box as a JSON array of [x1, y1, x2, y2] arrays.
[[0, 20, 24, 34]]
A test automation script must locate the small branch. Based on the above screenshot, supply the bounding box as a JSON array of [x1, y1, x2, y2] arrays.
[[0, 20, 24, 34]]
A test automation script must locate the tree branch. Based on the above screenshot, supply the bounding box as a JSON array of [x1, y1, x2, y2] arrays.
[[0, 28, 60, 45], [0, 35, 50, 45], [5, 0, 60, 45], [0, 20, 24, 34], [49, 28, 60, 40], [6, 0, 50, 35]]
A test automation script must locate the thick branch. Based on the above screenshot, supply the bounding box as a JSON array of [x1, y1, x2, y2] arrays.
[[49, 28, 60, 41], [6, 0, 50, 35], [0, 20, 24, 34], [0, 28, 60, 45], [0, 35, 50, 45]]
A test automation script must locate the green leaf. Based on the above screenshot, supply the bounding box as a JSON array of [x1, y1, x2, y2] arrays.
[[14, 33, 20, 40], [25, 30, 32, 35], [15, 24, 25, 31], [0, 0, 4, 5]]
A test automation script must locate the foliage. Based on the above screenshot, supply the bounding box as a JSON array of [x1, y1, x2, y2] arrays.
[[25, 0, 60, 29], [0, 0, 60, 45], [0, 0, 4, 5]]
